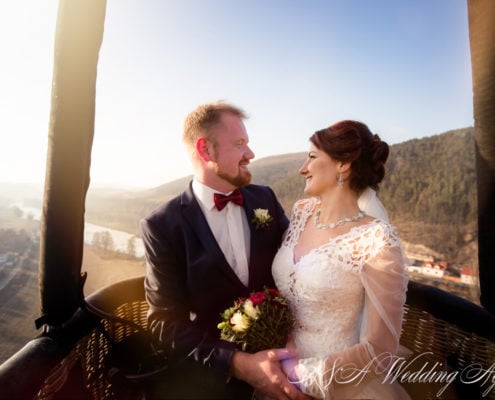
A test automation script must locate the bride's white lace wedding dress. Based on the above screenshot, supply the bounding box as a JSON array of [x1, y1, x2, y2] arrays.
[[272, 197, 410, 399]]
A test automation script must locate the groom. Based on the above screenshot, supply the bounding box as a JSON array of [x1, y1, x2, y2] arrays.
[[141, 101, 308, 399]]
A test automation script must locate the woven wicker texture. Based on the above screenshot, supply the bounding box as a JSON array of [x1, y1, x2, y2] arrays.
[[400, 303, 495, 399], [35, 279, 495, 400], [84, 300, 148, 399]]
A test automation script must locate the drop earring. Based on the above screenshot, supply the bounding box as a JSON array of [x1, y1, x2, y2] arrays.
[[337, 172, 344, 186]]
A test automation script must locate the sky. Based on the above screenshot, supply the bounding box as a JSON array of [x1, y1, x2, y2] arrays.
[[0, 0, 473, 190]]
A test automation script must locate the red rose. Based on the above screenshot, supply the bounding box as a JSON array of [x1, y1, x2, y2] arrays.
[[249, 291, 266, 306]]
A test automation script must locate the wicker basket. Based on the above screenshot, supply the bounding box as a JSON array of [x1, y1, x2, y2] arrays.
[[35, 278, 495, 400]]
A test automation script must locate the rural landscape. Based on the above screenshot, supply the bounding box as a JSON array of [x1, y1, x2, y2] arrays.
[[0, 126, 480, 363]]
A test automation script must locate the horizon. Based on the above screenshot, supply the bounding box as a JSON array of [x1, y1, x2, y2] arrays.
[[1, 1, 473, 189], [0, 124, 474, 195]]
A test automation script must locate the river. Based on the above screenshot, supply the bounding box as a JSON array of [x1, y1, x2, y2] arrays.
[[14, 204, 145, 258]]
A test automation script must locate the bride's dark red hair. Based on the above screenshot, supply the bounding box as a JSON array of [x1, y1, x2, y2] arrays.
[[310, 120, 389, 192]]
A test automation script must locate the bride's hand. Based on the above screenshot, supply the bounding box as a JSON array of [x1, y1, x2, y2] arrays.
[[281, 353, 300, 386], [281, 338, 299, 380], [230, 348, 310, 400]]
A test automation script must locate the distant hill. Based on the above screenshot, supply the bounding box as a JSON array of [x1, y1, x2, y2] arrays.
[[380, 127, 477, 266], [383, 127, 476, 223], [85, 127, 477, 267]]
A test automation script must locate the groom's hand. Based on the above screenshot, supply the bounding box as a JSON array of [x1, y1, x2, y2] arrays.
[[230, 349, 311, 400]]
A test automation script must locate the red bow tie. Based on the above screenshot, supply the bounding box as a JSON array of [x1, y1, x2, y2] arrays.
[[214, 189, 244, 211]]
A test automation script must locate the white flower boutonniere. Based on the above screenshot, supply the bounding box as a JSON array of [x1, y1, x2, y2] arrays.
[[252, 208, 273, 230]]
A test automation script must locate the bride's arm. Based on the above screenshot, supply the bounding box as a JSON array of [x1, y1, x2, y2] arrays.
[[291, 245, 408, 398]]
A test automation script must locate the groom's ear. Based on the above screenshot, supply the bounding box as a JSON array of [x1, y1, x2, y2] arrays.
[[196, 137, 213, 162]]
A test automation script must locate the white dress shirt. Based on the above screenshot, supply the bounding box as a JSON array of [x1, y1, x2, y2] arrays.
[[192, 179, 250, 286]]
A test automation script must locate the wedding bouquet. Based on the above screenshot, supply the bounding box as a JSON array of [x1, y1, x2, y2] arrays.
[[217, 287, 294, 353]]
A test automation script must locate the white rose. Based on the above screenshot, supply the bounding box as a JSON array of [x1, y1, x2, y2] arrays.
[[243, 300, 260, 320], [254, 208, 269, 221], [230, 311, 251, 333]]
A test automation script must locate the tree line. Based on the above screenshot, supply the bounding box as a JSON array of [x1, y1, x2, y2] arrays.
[[85, 127, 476, 264], [380, 127, 476, 226], [91, 230, 139, 258]]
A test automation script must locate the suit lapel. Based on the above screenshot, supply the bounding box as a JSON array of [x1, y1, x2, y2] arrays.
[[181, 184, 242, 285]]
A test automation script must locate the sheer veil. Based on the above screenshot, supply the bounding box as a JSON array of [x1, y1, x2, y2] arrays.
[[358, 187, 389, 222]]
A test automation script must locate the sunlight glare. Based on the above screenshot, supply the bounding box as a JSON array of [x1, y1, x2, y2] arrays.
[[0, 0, 58, 184]]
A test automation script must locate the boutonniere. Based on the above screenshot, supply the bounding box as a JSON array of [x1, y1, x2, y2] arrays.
[[251, 208, 273, 230]]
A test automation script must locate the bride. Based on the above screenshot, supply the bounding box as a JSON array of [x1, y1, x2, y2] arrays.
[[272, 120, 410, 399]]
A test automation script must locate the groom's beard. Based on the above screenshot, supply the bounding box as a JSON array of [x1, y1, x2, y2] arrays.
[[215, 164, 252, 188]]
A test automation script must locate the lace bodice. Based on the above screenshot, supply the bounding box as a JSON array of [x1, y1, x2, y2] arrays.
[[273, 197, 402, 358], [272, 197, 409, 399]]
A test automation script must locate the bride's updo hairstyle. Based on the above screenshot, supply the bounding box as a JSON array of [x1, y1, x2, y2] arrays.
[[309, 120, 389, 192]]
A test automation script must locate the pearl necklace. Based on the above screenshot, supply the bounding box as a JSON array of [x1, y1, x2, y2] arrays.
[[313, 209, 366, 230]]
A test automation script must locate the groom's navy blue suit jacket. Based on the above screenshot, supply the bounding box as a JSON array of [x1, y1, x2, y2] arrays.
[[141, 182, 289, 381]]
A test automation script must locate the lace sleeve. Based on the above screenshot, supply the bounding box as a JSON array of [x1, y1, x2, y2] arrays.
[[294, 242, 409, 398], [360, 245, 408, 360]]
